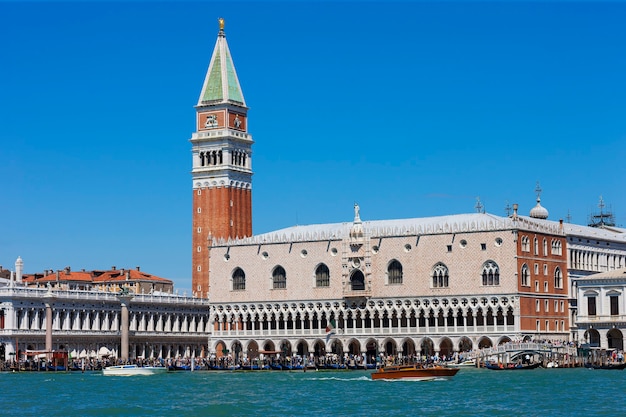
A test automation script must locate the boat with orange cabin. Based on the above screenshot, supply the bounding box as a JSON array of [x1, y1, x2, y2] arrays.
[[370, 364, 459, 380]]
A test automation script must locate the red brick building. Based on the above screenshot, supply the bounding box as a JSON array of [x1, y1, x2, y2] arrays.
[[190, 18, 253, 298]]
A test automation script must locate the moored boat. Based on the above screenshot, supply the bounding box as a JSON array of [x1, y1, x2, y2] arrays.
[[446, 359, 476, 368], [102, 364, 167, 376], [584, 362, 626, 370], [169, 364, 202, 371], [485, 362, 541, 370], [371, 365, 459, 380]]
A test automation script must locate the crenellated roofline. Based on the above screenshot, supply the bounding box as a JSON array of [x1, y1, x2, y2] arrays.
[[210, 212, 567, 247]]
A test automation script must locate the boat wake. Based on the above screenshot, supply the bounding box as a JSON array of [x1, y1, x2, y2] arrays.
[[371, 377, 438, 382], [304, 376, 370, 382]]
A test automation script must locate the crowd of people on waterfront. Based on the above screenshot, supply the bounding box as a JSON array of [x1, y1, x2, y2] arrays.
[[0, 351, 463, 372], [2, 340, 623, 371]]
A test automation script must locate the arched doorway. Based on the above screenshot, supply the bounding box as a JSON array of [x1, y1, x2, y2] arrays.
[[232, 341, 243, 362], [438, 338, 453, 358], [585, 329, 601, 347], [420, 338, 434, 357], [498, 336, 512, 345], [365, 339, 377, 363], [247, 340, 259, 359], [329, 339, 343, 355], [262, 340, 276, 352], [348, 339, 361, 355], [296, 340, 309, 357], [607, 329, 624, 350], [383, 339, 397, 356], [402, 338, 416, 356], [457, 337, 472, 353], [279, 340, 292, 358], [215, 341, 227, 358], [477, 337, 493, 349], [313, 340, 325, 357]]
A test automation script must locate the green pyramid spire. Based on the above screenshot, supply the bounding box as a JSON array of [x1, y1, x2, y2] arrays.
[[198, 19, 246, 107]]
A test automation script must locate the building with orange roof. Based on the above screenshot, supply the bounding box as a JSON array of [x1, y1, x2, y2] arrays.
[[1, 260, 208, 363], [23, 266, 173, 295]]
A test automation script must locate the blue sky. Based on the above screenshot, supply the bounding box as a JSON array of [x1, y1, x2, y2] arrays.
[[2, 1, 625, 291]]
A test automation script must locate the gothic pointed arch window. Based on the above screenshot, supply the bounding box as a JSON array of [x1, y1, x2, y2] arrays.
[[521, 263, 530, 287], [315, 263, 330, 287], [481, 261, 500, 286], [554, 267, 562, 289], [232, 268, 246, 291], [432, 263, 449, 288], [350, 270, 365, 291], [387, 260, 403, 285], [272, 266, 286, 289], [521, 236, 530, 252]]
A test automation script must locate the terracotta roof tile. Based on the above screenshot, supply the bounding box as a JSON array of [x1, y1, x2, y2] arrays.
[[23, 268, 172, 285]]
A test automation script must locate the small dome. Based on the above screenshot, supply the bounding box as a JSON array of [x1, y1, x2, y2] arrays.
[[530, 198, 549, 219]]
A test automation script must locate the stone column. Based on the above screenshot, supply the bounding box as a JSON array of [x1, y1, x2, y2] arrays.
[[119, 294, 132, 362], [43, 290, 56, 361]]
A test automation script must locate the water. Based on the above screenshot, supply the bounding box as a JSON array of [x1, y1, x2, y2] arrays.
[[1, 367, 624, 416]]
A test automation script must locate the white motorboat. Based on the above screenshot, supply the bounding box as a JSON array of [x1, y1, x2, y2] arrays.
[[102, 364, 167, 376], [446, 359, 477, 368]]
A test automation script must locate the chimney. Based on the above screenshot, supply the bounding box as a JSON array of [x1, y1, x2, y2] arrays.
[[136, 266, 140, 272], [56, 271, 60, 281], [65, 266, 71, 275], [111, 266, 116, 271], [512, 203, 519, 220], [126, 270, 130, 281], [559, 219, 563, 231]]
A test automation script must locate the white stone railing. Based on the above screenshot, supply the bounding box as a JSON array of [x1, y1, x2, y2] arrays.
[[0, 287, 210, 306], [473, 342, 578, 359], [134, 331, 208, 338], [191, 129, 251, 142], [211, 324, 516, 339], [578, 315, 626, 323]]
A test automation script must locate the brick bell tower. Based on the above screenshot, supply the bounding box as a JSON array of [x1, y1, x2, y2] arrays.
[[191, 18, 253, 298]]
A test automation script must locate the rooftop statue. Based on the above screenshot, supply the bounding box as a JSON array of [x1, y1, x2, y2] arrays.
[[354, 203, 361, 222]]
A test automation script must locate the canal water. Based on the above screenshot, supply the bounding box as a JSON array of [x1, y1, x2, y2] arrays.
[[1, 367, 624, 416]]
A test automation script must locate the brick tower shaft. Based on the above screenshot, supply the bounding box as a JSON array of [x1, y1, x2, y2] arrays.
[[191, 18, 253, 298]]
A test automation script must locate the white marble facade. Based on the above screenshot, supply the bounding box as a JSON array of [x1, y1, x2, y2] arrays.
[[206, 211, 568, 360], [0, 287, 210, 361]]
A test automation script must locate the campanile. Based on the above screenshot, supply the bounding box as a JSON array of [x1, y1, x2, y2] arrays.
[[191, 18, 253, 298]]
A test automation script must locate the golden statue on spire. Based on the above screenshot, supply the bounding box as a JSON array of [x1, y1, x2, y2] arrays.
[[218, 17, 225, 31]]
